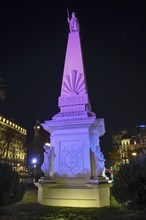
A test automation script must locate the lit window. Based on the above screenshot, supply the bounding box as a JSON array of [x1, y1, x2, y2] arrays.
[[132, 152, 137, 156]]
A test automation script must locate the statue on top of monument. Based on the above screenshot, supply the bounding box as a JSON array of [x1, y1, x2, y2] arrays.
[[67, 10, 79, 32], [41, 144, 53, 178]]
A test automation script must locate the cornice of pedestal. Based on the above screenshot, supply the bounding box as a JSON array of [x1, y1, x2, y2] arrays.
[[41, 117, 105, 137]]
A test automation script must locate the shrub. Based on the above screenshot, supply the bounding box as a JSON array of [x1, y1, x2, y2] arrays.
[[112, 154, 146, 210], [0, 163, 25, 207]]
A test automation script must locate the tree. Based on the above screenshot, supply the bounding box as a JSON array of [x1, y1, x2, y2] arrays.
[[112, 154, 146, 210], [109, 147, 120, 173], [0, 163, 25, 207]]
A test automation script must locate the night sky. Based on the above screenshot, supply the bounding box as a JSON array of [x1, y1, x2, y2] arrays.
[[0, 1, 145, 160]]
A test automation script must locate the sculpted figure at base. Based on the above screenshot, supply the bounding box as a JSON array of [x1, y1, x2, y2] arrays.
[[67, 10, 79, 32], [41, 144, 53, 178], [94, 145, 105, 178]]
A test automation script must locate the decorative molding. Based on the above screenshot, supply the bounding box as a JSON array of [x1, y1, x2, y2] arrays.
[[59, 141, 83, 177], [62, 70, 86, 96], [61, 105, 85, 113], [53, 111, 88, 120], [59, 94, 88, 107]]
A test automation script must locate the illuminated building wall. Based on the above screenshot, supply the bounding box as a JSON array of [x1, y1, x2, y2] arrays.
[[112, 130, 127, 148], [0, 115, 27, 172], [111, 125, 146, 170], [119, 135, 132, 164]]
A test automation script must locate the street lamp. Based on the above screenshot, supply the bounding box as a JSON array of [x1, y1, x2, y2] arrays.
[[32, 158, 37, 168]]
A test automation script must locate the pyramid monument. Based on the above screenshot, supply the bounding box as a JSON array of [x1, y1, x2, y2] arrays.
[[35, 11, 111, 207]]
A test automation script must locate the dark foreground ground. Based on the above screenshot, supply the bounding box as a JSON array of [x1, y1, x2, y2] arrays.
[[0, 184, 146, 220]]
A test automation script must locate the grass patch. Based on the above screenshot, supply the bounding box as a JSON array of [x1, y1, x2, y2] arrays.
[[0, 183, 145, 220]]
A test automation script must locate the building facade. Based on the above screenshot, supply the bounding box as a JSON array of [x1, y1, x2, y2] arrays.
[[0, 115, 27, 172], [111, 125, 146, 172]]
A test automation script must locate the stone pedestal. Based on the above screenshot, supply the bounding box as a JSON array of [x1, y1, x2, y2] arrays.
[[35, 178, 111, 207], [42, 117, 105, 180], [35, 116, 111, 208]]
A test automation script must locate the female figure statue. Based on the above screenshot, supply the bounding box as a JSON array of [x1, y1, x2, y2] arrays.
[[67, 11, 79, 32], [95, 145, 105, 178], [41, 144, 53, 178]]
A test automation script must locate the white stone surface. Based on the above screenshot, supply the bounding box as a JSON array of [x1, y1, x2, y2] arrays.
[[35, 182, 111, 207], [41, 144, 54, 178], [36, 12, 111, 207], [42, 117, 105, 181]]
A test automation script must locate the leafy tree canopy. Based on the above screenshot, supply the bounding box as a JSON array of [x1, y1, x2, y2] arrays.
[[0, 163, 25, 207], [112, 154, 146, 210]]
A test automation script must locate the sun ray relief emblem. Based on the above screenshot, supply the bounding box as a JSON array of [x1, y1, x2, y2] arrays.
[[62, 70, 86, 95]]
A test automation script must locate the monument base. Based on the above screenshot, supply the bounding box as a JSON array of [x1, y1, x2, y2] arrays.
[[35, 178, 112, 208]]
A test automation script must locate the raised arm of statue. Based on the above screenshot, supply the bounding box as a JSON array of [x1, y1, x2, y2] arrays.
[[67, 11, 79, 32]]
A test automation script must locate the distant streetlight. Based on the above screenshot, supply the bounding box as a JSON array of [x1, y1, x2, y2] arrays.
[[32, 158, 37, 165]]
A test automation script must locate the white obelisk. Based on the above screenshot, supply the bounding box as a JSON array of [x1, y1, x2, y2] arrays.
[[35, 11, 111, 207]]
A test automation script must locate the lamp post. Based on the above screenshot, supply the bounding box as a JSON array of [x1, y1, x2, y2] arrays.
[[31, 157, 38, 182]]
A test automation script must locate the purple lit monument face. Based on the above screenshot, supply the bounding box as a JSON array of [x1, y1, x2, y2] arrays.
[[35, 12, 111, 208], [41, 12, 105, 181], [54, 29, 93, 120], [59, 141, 84, 177]]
